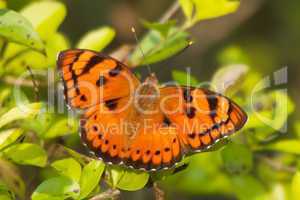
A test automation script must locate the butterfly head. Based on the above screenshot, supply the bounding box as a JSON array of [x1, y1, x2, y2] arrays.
[[144, 73, 158, 85]]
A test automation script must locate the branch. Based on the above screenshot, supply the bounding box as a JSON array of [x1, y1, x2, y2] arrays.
[[159, 1, 180, 23], [153, 182, 165, 200], [89, 189, 120, 200]]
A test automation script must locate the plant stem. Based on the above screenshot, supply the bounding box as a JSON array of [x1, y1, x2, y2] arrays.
[[159, 1, 180, 23], [89, 189, 120, 200], [153, 182, 165, 200]]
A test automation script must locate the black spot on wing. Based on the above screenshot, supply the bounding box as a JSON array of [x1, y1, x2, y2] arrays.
[[109, 64, 122, 77], [183, 88, 193, 103], [185, 106, 196, 119], [105, 98, 119, 110]]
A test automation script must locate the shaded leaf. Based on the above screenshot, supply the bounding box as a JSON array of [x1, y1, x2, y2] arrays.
[[0, 102, 43, 129], [79, 160, 105, 199], [172, 70, 199, 86], [142, 20, 176, 38], [0, 181, 15, 200], [0, 159, 25, 198], [0, 9, 44, 51], [231, 175, 267, 200], [76, 26, 115, 51], [221, 142, 253, 174], [51, 158, 81, 182], [0, 128, 23, 151], [3, 143, 47, 167], [31, 176, 80, 200]]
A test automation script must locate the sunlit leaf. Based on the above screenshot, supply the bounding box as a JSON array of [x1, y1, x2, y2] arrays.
[[291, 171, 300, 200], [129, 29, 189, 66], [0, 9, 44, 51], [76, 26, 115, 51], [51, 158, 82, 182], [221, 142, 253, 174], [43, 118, 78, 139], [257, 140, 300, 155], [31, 176, 80, 200], [0, 159, 25, 198], [172, 70, 199, 86], [211, 64, 248, 94], [179, 0, 194, 20], [0, 128, 23, 151], [3, 143, 47, 167], [193, 0, 240, 22], [0, 102, 43, 129], [79, 160, 105, 199], [21, 1, 66, 40], [107, 166, 149, 191]]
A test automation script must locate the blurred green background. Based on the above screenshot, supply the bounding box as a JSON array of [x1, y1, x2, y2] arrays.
[[0, 0, 300, 200]]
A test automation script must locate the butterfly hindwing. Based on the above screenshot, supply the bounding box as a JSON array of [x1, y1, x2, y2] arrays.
[[159, 86, 247, 153], [57, 49, 140, 109]]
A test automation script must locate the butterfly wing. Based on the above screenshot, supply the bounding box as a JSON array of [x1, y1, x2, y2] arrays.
[[57, 49, 140, 109], [159, 86, 247, 152], [80, 98, 183, 171]]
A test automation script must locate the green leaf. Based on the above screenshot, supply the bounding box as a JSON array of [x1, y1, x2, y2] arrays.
[[258, 140, 300, 155], [21, 1, 66, 40], [43, 118, 78, 139], [220, 142, 253, 174], [0, 0, 6, 9], [108, 166, 149, 191], [142, 20, 176, 38], [211, 64, 248, 94], [291, 171, 300, 200], [129, 29, 190, 66], [179, 0, 194, 20], [0, 182, 15, 200], [0, 128, 23, 151], [0, 102, 42, 129], [246, 91, 294, 140], [79, 160, 105, 199], [51, 158, 81, 182], [231, 175, 267, 200], [0, 9, 44, 51], [193, 0, 240, 22], [76, 26, 115, 51], [31, 176, 80, 200], [172, 70, 199, 86], [62, 146, 92, 165], [3, 143, 47, 167]]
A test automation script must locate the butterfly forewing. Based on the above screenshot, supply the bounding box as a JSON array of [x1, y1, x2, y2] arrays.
[[57, 49, 140, 109]]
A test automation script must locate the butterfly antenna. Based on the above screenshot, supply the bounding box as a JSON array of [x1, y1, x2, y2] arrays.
[[131, 27, 153, 75], [26, 66, 40, 101]]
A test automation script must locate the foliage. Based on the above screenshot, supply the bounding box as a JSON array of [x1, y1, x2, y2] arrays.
[[0, 0, 297, 200]]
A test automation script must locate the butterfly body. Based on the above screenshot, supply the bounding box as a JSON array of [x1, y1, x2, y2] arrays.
[[58, 49, 247, 171]]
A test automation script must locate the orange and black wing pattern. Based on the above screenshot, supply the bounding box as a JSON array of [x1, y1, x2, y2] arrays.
[[57, 49, 140, 109], [159, 86, 247, 154]]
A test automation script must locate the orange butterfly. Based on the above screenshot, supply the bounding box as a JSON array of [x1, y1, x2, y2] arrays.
[[57, 49, 247, 171]]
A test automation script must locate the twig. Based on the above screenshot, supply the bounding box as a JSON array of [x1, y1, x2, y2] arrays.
[[26, 66, 40, 101], [89, 189, 120, 200], [153, 182, 165, 200], [159, 1, 180, 23]]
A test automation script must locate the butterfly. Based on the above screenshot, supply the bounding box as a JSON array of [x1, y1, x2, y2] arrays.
[[57, 49, 247, 171]]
